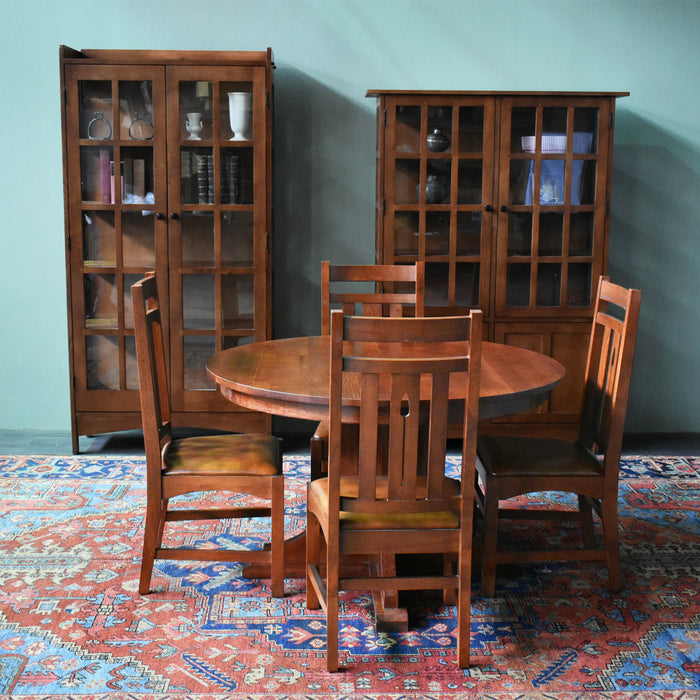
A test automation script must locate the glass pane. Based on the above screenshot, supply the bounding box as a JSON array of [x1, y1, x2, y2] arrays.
[[542, 107, 567, 135], [181, 212, 214, 267], [395, 105, 421, 153], [538, 213, 563, 256], [425, 212, 450, 256], [221, 82, 253, 141], [578, 161, 597, 205], [120, 147, 153, 204], [123, 273, 143, 330], [222, 211, 254, 266], [537, 263, 561, 307], [506, 263, 530, 307], [510, 159, 532, 205], [84, 273, 117, 328], [574, 107, 599, 154], [223, 335, 254, 350], [540, 160, 565, 204], [457, 159, 482, 204], [181, 147, 214, 205], [220, 147, 254, 204], [183, 274, 215, 329], [222, 274, 254, 330], [456, 212, 481, 256], [81, 146, 114, 203], [79, 81, 112, 140], [568, 262, 592, 306], [83, 211, 116, 266], [183, 336, 216, 390], [425, 262, 449, 306], [507, 213, 533, 256], [393, 212, 419, 256], [426, 159, 450, 204], [118, 81, 154, 141], [125, 336, 139, 390], [426, 105, 452, 153], [179, 81, 212, 140], [122, 211, 155, 267], [86, 336, 119, 389], [458, 106, 484, 152], [511, 107, 536, 153], [395, 159, 420, 204], [570, 212, 595, 256], [455, 262, 480, 307]]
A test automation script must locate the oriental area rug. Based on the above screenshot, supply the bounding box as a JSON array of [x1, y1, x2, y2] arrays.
[[0, 453, 698, 699]]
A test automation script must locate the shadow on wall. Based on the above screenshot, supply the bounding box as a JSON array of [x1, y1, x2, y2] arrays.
[[272, 65, 376, 341], [610, 109, 700, 432]]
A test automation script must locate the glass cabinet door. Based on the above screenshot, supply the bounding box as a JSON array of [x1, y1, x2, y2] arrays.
[[496, 98, 609, 316], [166, 66, 268, 411], [383, 96, 495, 313], [65, 65, 167, 409]]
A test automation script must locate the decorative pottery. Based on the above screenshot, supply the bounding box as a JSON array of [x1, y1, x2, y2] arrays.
[[427, 127, 450, 152], [421, 173, 450, 204], [185, 112, 203, 140], [228, 92, 251, 141]]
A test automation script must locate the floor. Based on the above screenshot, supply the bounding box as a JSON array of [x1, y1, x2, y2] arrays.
[[1, 429, 699, 457]]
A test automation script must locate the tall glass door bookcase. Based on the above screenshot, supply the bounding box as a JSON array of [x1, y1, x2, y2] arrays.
[[61, 47, 274, 452], [367, 90, 628, 437]]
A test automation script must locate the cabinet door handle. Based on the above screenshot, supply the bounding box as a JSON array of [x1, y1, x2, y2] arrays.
[[484, 204, 494, 212], [500, 205, 509, 213], [156, 213, 165, 220], [169, 212, 179, 220]]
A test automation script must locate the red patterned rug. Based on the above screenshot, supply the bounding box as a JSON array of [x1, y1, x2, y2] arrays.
[[0, 453, 698, 699]]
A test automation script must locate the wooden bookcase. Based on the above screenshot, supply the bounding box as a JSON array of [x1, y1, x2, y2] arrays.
[[60, 47, 274, 452], [367, 90, 628, 438]]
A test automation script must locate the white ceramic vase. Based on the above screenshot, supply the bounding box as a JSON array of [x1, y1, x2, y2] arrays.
[[185, 112, 203, 140], [228, 92, 251, 141]]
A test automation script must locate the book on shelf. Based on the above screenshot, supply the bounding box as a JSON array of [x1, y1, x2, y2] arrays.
[[100, 149, 110, 204], [133, 159, 145, 198]]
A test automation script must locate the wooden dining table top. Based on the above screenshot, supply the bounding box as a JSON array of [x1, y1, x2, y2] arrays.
[[207, 335, 565, 421]]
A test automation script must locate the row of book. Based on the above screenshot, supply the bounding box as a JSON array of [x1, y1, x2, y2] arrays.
[[181, 151, 245, 205], [99, 150, 146, 204]]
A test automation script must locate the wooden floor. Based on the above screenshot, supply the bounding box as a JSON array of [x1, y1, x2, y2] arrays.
[[1, 429, 699, 457]]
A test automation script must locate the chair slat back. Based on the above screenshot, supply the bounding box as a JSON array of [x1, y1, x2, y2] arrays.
[[329, 311, 482, 516], [321, 262, 425, 335], [579, 276, 642, 464], [132, 273, 172, 467]]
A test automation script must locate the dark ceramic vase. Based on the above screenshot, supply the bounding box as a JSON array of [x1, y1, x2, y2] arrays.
[[426, 127, 450, 153]]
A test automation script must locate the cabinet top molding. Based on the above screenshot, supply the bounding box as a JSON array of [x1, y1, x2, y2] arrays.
[[60, 46, 274, 67], [366, 90, 629, 98]]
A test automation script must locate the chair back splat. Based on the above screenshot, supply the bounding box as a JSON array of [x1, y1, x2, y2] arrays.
[[475, 276, 642, 597], [311, 262, 425, 480], [132, 273, 286, 598], [306, 310, 482, 671]]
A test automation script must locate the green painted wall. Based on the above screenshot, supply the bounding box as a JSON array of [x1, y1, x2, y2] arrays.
[[0, 0, 698, 434]]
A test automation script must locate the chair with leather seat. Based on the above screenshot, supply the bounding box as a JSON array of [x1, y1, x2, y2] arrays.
[[310, 261, 425, 480], [131, 273, 285, 597], [475, 276, 641, 596], [306, 310, 482, 671]]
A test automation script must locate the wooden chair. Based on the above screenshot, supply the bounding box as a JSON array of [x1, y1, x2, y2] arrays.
[[310, 261, 425, 480], [475, 277, 642, 596], [306, 310, 482, 671], [131, 273, 285, 597]]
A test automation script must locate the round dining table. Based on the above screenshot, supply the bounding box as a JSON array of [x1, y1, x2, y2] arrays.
[[207, 335, 565, 422], [207, 335, 564, 628]]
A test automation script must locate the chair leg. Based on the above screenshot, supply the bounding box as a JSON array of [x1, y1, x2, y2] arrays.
[[270, 476, 285, 598], [578, 494, 596, 548], [326, 545, 340, 673], [305, 506, 320, 610], [139, 497, 165, 595], [456, 544, 471, 668], [601, 497, 622, 592], [481, 485, 499, 597]]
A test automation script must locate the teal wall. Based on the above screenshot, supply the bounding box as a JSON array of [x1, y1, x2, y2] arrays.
[[1, 0, 698, 434]]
